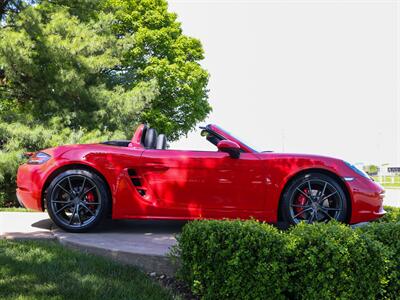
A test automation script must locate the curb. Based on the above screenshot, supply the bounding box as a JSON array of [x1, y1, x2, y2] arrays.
[[50, 224, 178, 276], [56, 234, 177, 276], [0, 232, 55, 240]]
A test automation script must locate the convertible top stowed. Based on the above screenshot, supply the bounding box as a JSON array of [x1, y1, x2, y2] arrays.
[[16, 123, 385, 232]]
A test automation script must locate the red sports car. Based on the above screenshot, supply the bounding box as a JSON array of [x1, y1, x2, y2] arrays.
[[16, 124, 385, 232]]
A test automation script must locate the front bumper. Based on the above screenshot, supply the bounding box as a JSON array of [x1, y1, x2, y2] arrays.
[[348, 177, 386, 224]]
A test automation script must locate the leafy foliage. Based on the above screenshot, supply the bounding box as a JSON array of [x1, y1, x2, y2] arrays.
[[358, 222, 400, 299], [173, 219, 290, 300], [288, 222, 387, 300], [0, 0, 210, 204], [363, 164, 379, 175], [0, 0, 34, 23], [0, 2, 158, 133], [103, 0, 211, 139], [174, 220, 396, 300], [377, 206, 400, 223]]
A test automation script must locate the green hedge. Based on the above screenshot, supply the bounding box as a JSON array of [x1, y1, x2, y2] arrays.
[[174, 220, 399, 300], [379, 206, 400, 223], [358, 222, 400, 299], [288, 223, 387, 300], [174, 220, 290, 299]]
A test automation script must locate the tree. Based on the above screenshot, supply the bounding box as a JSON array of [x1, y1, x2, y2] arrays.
[[363, 165, 379, 175], [102, 0, 210, 139], [1, 0, 210, 138], [0, 1, 159, 133], [0, 0, 32, 23], [0, 0, 210, 205]]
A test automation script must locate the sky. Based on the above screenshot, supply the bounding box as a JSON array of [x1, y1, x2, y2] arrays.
[[168, 0, 400, 166]]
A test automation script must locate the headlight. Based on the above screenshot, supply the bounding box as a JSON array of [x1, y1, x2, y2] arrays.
[[344, 162, 371, 179], [27, 152, 51, 165]]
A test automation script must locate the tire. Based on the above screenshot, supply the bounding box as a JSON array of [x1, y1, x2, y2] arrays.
[[46, 169, 109, 233], [280, 172, 348, 226]]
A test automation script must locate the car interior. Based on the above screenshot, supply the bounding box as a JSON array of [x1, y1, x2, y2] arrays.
[[102, 124, 223, 150], [101, 124, 168, 149], [140, 125, 168, 150]]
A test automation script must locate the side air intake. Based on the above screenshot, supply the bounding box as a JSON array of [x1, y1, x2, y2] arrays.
[[127, 169, 147, 196]]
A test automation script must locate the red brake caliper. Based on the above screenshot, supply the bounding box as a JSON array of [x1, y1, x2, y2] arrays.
[[294, 189, 308, 219], [85, 191, 95, 210]]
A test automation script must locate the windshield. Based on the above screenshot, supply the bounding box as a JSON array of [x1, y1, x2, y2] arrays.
[[209, 125, 259, 153]]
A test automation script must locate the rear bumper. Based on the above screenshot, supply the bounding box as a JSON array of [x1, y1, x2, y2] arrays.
[[16, 187, 42, 211], [16, 163, 48, 211], [16, 189, 25, 208]]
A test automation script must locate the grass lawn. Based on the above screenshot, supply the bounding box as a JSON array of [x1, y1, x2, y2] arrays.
[[0, 207, 35, 212], [381, 184, 400, 188], [372, 175, 400, 188], [0, 240, 176, 300]]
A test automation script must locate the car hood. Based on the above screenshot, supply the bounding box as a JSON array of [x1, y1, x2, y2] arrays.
[[256, 152, 350, 174], [257, 152, 343, 162]]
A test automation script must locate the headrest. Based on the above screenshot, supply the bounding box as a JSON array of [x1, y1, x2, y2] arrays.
[[144, 128, 158, 149], [156, 134, 167, 150], [139, 124, 148, 147]]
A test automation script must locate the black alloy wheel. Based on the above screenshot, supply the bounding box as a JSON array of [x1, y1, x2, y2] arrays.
[[46, 169, 109, 232], [281, 173, 348, 225]]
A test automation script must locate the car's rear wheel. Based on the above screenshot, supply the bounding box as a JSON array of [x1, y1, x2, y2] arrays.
[[280, 173, 348, 226], [46, 169, 109, 233]]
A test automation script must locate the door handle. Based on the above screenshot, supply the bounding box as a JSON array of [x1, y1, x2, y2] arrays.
[[144, 163, 169, 171]]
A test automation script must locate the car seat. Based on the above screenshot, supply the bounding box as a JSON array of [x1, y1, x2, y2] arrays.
[[143, 128, 158, 149], [156, 134, 167, 149]]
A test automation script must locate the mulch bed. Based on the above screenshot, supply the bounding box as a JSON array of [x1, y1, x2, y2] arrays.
[[150, 272, 199, 300]]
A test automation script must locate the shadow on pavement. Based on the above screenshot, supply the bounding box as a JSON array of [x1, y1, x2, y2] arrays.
[[99, 219, 187, 234]]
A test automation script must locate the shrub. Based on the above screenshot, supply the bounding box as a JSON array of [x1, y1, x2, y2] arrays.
[[0, 191, 7, 207], [174, 220, 290, 300], [175, 220, 391, 300], [0, 121, 125, 207], [377, 206, 400, 223], [288, 222, 388, 300], [358, 222, 400, 299]]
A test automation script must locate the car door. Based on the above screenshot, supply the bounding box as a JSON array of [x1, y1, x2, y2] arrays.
[[138, 149, 266, 218], [204, 151, 266, 219]]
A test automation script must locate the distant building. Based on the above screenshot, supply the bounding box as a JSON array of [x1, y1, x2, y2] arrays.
[[387, 167, 400, 174], [378, 165, 400, 176]]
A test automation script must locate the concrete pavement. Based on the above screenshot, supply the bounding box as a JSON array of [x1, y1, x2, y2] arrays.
[[0, 212, 54, 240], [53, 219, 184, 275], [384, 188, 400, 207]]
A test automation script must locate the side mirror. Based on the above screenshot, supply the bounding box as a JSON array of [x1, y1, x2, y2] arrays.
[[217, 140, 241, 159]]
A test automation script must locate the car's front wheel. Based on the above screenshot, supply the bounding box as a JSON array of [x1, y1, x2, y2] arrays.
[[280, 172, 348, 225], [46, 169, 109, 232]]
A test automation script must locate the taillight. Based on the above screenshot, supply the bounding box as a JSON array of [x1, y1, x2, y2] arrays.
[[27, 152, 51, 165]]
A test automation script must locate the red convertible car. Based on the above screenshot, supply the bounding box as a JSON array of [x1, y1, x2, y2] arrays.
[[16, 124, 385, 232]]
